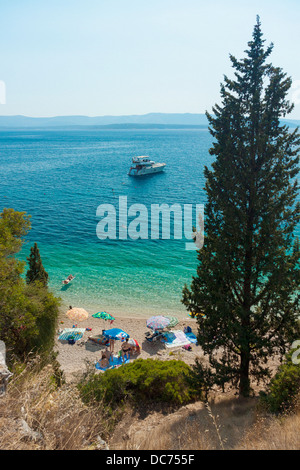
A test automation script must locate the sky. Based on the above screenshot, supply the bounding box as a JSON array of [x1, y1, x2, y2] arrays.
[[1, 0, 300, 118]]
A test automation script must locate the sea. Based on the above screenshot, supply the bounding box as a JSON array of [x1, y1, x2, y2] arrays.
[[0, 128, 298, 318]]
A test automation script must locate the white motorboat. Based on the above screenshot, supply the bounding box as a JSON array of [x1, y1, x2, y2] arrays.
[[128, 156, 166, 176]]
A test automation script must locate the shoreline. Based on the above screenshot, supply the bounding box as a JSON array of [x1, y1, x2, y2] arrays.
[[57, 299, 190, 321]]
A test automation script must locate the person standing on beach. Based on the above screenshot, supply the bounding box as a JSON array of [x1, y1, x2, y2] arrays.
[[109, 338, 115, 353], [121, 338, 131, 361]]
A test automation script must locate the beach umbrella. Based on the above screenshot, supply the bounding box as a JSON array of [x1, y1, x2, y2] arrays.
[[92, 311, 115, 322], [127, 338, 141, 350], [66, 307, 89, 322], [102, 328, 129, 340], [163, 315, 179, 328], [146, 315, 170, 331]]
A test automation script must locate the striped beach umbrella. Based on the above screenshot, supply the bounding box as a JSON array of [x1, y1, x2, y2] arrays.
[[127, 338, 141, 351], [163, 315, 179, 328], [146, 315, 170, 331]]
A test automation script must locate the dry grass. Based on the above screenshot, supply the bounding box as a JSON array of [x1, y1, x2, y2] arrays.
[[0, 357, 112, 450], [113, 396, 256, 450], [115, 395, 300, 451], [1, 358, 300, 450], [121, 418, 214, 450], [238, 405, 300, 450]]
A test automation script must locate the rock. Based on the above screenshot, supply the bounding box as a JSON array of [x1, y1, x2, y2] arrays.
[[18, 419, 43, 442], [95, 436, 109, 450], [0, 349, 13, 397]]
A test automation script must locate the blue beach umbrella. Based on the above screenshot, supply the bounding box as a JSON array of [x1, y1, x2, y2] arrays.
[[102, 328, 129, 340]]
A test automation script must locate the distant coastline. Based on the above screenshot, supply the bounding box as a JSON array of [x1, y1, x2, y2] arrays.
[[0, 123, 209, 131], [0, 112, 299, 130], [0, 112, 209, 128]]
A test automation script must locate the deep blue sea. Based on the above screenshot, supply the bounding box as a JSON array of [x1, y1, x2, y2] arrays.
[[0, 128, 214, 317]]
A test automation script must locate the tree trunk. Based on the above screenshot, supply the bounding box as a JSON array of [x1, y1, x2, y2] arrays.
[[239, 351, 250, 396]]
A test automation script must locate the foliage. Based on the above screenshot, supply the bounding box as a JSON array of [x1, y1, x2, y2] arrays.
[[26, 242, 49, 287], [21, 282, 60, 354], [187, 358, 218, 401], [79, 359, 200, 408], [182, 17, 300, 396], [0, 208, 60, 360], [260, 348, 300, 413], [0, 207, 31, 256]]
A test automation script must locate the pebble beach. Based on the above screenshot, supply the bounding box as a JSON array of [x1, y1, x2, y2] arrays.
[[55, 310, 203, 381]]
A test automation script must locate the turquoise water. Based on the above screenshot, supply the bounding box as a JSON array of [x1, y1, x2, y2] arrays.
[[0, 128, 213, 317], [3, 128, 297, 318]]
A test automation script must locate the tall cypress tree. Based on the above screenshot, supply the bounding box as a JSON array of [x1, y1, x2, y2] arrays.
[[26, 242, 49, 287], [182, 17, 300, 396]]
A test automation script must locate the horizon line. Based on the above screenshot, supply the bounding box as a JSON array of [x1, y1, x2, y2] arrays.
[[0, 112, 299, 121]]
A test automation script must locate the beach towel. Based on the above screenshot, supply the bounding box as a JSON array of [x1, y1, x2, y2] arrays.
[[160, 332, 176, 343], [58, 328, 86, 342], [95, 354, 130, 371], [185, 332, 198, 344], [163, 330, 191, 349]]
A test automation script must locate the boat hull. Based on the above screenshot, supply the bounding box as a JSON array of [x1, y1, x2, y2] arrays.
[[128, 163, 166, 176]]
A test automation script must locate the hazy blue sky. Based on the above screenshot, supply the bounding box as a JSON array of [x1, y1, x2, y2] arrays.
[[1, 0, 300, 118]]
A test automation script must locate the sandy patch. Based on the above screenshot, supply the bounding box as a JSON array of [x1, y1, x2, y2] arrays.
[[55, 311, 203, 381]]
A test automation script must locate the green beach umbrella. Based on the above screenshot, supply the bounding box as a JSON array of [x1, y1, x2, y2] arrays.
[[164, 315, 179, 328], [92, 311, 115, 322]]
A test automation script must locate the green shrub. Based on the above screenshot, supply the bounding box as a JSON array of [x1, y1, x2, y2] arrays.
[[0, 208, 60, 360], [187, 358, 217, 401], [79, 358, 200, 408], [260, 348, 300, 413]]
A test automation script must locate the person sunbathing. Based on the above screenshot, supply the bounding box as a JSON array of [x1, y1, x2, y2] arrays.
[[104, 347, 112, 362], [99, 353, 109, 369]]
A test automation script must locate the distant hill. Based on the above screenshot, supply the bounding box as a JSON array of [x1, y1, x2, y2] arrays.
[[281, 119, 300, 128], [0, 113, 209, 128], [0, 113, 299, 129]]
